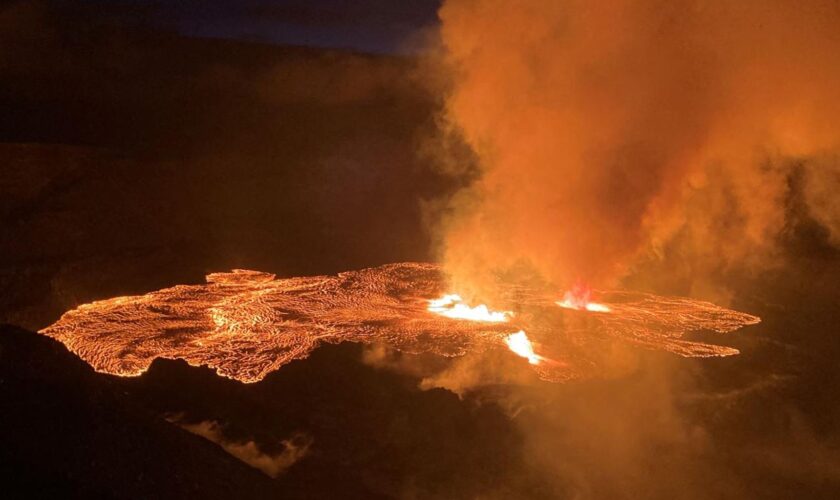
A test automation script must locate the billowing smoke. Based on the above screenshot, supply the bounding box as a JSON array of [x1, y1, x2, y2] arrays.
[[417, 5, 840, 498], [435, 0, 840, 296]]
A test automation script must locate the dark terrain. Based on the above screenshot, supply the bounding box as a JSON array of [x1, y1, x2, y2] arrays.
[[0, 324, 532, 498], [0, 2, 460, 330]]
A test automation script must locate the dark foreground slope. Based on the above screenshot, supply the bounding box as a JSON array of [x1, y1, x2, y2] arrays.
[[0, 325, 537, 499], [0, 325, 289, 499]]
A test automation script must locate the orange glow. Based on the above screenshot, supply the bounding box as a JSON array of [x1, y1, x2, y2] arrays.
[[505, 330, 540, 365], [427, 293, 512, 322]]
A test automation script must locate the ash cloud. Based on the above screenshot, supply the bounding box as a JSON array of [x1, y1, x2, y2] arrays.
[[434, 0, 840, 297]]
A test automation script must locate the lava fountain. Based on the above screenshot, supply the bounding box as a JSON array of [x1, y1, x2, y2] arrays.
[[427, 294, 512, 322], [425, 293, 548, 365], [504, 331, 541, 365], [40, 262, 760, 384], [556, 282, 611, 313]]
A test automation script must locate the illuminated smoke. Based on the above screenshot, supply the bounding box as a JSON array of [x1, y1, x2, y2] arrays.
[[40, 263, 758, 384], [436, 0, 840, 293]]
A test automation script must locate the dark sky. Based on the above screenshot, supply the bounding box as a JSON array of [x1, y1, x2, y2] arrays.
[[74, 0, 442, 53]]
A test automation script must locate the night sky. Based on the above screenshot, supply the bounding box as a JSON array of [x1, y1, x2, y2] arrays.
[[72, 0, 442, 53]]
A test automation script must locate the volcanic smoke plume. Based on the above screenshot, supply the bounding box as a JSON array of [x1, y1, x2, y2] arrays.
[[435, 0, 840, 294], [40, 263, 758, 384]]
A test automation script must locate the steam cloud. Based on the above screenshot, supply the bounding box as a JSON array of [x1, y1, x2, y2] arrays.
[[435, 0, 840, 295], [422, 3, 840, 497], [172, 418, 311, 478]]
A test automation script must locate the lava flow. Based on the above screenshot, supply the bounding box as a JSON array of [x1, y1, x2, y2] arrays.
[[40, 262, 760, 384]]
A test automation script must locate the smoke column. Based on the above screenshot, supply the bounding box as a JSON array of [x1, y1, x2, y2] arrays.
[[436, 0, 840, 294]]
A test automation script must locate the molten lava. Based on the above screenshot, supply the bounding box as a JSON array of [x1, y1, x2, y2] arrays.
[[40, 262, 760, 384]]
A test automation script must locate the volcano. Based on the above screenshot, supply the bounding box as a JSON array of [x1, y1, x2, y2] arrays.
[[4, 2, 840, 498]]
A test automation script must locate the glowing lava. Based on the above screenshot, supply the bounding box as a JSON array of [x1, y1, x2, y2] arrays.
[[556, 282, 611, 312], [39, 262, 760, 384], [505, 330, 540, 365], [427, 294, 511, 322]]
